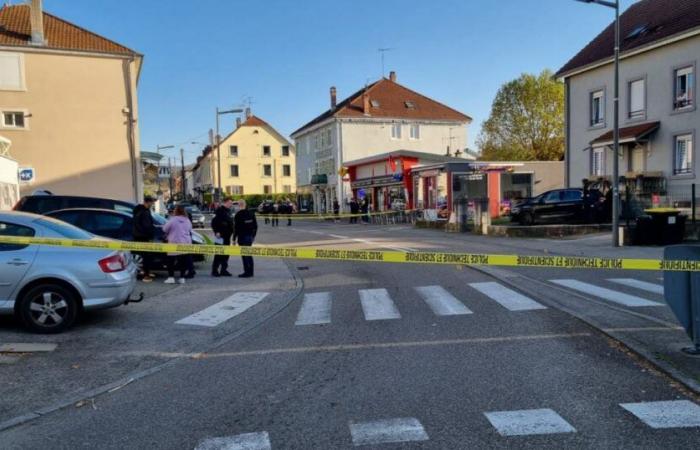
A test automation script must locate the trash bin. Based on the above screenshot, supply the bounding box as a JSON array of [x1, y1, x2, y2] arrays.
[[634, 209, 686, 245]]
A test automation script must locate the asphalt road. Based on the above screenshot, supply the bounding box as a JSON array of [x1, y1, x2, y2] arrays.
[[2, 219, 699, 449]]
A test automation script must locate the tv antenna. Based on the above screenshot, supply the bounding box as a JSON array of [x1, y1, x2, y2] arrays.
[[378, 47, 395, 78]]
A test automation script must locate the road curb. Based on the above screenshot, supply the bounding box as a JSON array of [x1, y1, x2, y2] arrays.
[[0, 261, 304, 433], [472, 265, 700, 396]]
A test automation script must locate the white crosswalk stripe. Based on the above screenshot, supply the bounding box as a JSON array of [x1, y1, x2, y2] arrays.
[[608, 278, 664, 295], [550, 279, 662, 307], [176, 292, 269, 327], [295, 292, 332, 325], [349, 417, 429, 446], [620, 400, 700, 429], [195, 431, 271, 450], [414, 285, 473, 316], [484, 408, 576, 436], [469, 282, 547, 311], [359, 289, 401, 321]]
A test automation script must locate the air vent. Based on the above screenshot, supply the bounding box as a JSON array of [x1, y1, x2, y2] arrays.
[[405, 101, 416, 109], [625, 24, 648, 40], [371, 100, 380, 108]]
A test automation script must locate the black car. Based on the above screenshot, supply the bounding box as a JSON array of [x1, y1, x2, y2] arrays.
[[14, 194, 135, 215], [44, 208, 206, 270], [509, 188, 602, 225]]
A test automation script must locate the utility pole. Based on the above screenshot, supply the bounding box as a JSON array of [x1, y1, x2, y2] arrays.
[[168, 157, 174, 200], [378, 48, 395, 78], [180, 148, 186, 200]]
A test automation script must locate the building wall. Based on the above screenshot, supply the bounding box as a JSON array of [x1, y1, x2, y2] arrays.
[[567, 35, 700, 187], [220, 124, 296, 195], [518, 161, 565, 196], [0, 50, 141, 202]]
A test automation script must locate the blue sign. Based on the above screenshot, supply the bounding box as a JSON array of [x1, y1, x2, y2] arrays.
[[18, 168, 35, 183], [358, 189, 366, 198]]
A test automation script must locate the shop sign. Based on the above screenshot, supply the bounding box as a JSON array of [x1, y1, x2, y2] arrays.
[[465, 173, 484, 181], [420, 170, 439, 177], [18, 167, 35, 184]]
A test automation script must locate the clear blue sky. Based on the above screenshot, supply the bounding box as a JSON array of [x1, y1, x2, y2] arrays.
[[43, 0, 636, 163]]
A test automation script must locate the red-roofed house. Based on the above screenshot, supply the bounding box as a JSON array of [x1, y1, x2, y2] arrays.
[[0, 1, 143, 201], [291, 72, 472, 213], [557, 0, 699, 206]]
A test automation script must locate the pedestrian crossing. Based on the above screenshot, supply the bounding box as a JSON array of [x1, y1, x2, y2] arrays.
[[194, 399, 700, 448], [175, 277, 665, 328]]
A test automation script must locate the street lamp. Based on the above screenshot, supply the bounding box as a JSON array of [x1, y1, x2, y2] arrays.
[[575, 0, 621, 247], [215, 107, 244, 201]]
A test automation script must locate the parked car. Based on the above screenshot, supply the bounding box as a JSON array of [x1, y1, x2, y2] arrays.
[[186, 206, 206, 228], [509, 188, 602, 225], [0, 212, 137, 333], [14, 194, 135, 215], [44, 208, 207, 270]]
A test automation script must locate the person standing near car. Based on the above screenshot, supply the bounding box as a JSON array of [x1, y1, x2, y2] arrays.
[[162, 205, 193, 284], [211, 198, 234, 277], [233, 199, 258, 278], [349, 198, 359, 224], [133, 195, 157, 282]]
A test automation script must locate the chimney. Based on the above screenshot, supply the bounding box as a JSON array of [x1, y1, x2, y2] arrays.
[[29, 0, 45, 46], [389, 71, 396, 82], [330, 86, 337, 110], [236, 117, 242, 128], [245, 107, 252, 119], [363, 91, 370, 116]]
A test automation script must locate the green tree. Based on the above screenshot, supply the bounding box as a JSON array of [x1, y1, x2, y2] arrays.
[[477, 70, 564, 161]]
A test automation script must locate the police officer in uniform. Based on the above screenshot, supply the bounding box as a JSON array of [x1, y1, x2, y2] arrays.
[[233, 199, 258, 278]]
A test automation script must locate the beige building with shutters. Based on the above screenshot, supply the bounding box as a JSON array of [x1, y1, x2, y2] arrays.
[[0, 2, 143, 202]]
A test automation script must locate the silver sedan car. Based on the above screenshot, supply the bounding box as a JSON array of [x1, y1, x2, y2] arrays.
[[0, 212, 137, 333]]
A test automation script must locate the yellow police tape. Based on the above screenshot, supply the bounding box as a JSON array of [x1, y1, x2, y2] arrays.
[[258, 209, 417, 220], [0, 235, 695, 272]]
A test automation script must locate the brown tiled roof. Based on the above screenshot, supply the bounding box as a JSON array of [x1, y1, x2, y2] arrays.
[[292, 77, 472, 136], [0, 4, 138, 55], [557, 0, 700, 78], [241, 115, 270, 127], [590, 121, 660, 145]]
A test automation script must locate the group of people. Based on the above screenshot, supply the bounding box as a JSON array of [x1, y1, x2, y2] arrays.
[[347, 197, 370, 224], [259, 198, 296, 226], [132, 195, 258, 284]]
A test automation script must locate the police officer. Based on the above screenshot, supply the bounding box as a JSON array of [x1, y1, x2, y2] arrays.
[[233, 199, 258, 278], [211, 199, 234, 277]]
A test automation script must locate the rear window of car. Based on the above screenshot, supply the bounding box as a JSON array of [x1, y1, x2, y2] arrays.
[[0, 221, 36, 251], [18, 196, 135, 214], [35, 217, 93, 240]]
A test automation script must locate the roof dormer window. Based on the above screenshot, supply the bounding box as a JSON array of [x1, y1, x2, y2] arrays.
[[405, 101, 416, 109], [371, 100, 380, 108]]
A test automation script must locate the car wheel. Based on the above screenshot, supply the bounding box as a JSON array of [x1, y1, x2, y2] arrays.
[[521, 212, 535, 226], [17, 284, 79, 334], [132, 253, 144, 273]]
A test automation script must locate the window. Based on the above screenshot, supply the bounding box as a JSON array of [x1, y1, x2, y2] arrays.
[[543, 191, 562, 203], [263, 145, 271, 157], [405, 101, 416, 109], [0, 221, 35, 251], [2, 111, 25, 128], [628, 78, 646, 119], [36, 218, 92, 240], [282, 145, 290, 156], [674, 66, 694, 110], [229, 145, 238, 157], [282, 165, 291, 177], [674, 134, 693, 175], [563, 190, 583, 201], [590, 90, 605, 126], [371, 99, 380, 108], [283, 185, 292, 194], [263, 185, 273, 194], [391, 123, 402, 139], [592, 147, 605, 176], [0, 52, 24, 90], [230, 165, 239, 177], [226, 185, 244, 195], [263, 164, 272, 177], [410, 124, 420, 140]]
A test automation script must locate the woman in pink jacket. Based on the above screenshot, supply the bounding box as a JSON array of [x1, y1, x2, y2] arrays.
[[162, 205, 193, 284]]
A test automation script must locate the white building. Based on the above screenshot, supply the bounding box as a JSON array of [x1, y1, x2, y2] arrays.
[[291, 72, 472, 212]]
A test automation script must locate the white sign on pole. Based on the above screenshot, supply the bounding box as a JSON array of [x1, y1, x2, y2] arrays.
[[158, 166, 171, 179]]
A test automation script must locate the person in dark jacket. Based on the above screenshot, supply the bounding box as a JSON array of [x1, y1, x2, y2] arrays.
[[132, 195, 157, 282], [233, 199, 258, 278], [361, 197, 369, 223], [283, 198, 294, 226], [333, 199, 340, 223], [211, 199, 234, 277], [349, 198, 359, 224]]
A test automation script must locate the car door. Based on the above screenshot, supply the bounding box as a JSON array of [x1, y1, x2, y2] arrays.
[[535, 191, 561, 222], [561, 190, 584, 222], [0, 221, 40, 303]]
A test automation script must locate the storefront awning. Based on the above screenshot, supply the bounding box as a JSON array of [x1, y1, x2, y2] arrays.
[[590, 121, 660, 147]]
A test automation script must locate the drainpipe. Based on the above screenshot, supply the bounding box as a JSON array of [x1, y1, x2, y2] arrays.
[[565, 78, 571, 188], [123, 56, 139, 202]]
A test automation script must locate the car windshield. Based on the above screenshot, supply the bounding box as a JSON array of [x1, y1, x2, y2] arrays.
[[35, 217, 93, 240]]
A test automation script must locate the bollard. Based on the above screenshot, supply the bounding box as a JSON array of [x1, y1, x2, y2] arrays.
[[664, 245, 700, 355]]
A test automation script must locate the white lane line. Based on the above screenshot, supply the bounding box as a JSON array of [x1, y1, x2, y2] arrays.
[[620, 400, 700, 429], [484, 408, 576, 436], [359, 289, 401, 320], [349, 417, 429, 446], [295, 292, 332, 325], [550, 279, 662, 307], [608, 278, 664, 295], [195, 431, 271, 450], [176, 292, 269, 327], [469, 282, 546, 311], [414, 285, 472, 316], [329, 234, 349, 239], [350, 237, 417, 253]]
